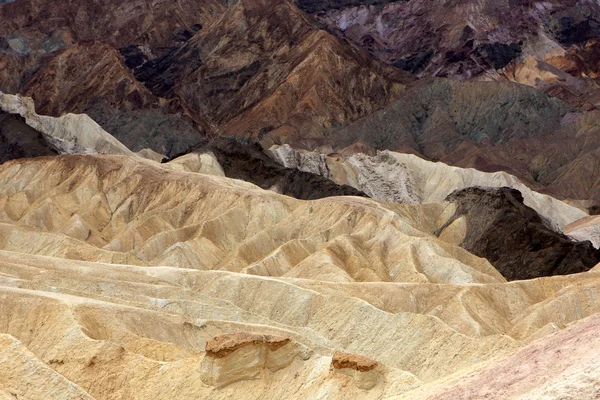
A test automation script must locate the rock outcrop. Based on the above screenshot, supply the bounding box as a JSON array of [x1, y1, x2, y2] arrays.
[[331, 351, 382, 390], [179, 138, 367, 200], [268, 145, 587, 230], [0, 91, 134, 156], [441, 187, 600, 281], [0, 154, 598, 398], [200, 333, 312, 387]]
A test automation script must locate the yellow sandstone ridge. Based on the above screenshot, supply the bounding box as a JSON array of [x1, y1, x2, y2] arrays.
[[0, 154, 597, 398]]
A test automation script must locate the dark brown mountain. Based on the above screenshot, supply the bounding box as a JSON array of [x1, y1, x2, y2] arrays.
[[1, 0, 410, 156], [0, 110, 59, 163], [175, 137, 368, 200], [135, 0, 409, 145], [440, 187, 600, 281]]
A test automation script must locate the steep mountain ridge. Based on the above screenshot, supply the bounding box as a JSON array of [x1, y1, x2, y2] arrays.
[[442, 187, 600, 281], [136, 0, 409, 143], [268, 145, 587, 230], [1, 0, 410, 156]]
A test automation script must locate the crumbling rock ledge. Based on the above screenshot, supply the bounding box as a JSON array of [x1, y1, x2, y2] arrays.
[[331, 351, 382, 390], [200, 333, 312, 388]]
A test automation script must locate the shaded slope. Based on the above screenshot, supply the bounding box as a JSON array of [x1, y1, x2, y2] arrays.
[[18, 42, 206, 157], [441, 187, 600, 281], [0, 110, 59, 163], [304, 0, 600, 113], [135, 0, 409, 144], [332, 78, 568, 160], [0, 0, 226, 110], [181, 138, 367, 200]]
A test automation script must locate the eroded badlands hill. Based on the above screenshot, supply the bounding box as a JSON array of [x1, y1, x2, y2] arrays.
[[305, 0, 600, 86], [0, 154, 599, 399], [1, 0, 409, 156], [268, 144, 587, 230], [443, 187, 600, 281], [325, 78, 600, 202]]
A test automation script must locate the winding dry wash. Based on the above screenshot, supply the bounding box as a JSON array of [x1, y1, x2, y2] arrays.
[[2, 0, 600, 399]]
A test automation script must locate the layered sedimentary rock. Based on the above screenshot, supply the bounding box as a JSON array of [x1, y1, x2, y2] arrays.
[[0, 154, 599, 398], [200, 333, 312, 388], [304, 0, 600, 88], [323, 78, 600, 201], [268, 145, 587, 230], [0, 91, 133, 156], [331, 351, 382, 390], [441, 187, 600, 281], [180, 138, 367, 200]]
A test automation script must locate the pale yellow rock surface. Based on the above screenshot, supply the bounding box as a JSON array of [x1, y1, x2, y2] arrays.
[[397, 312, 600, 400], [0, 154, 599, 399], [165, 152, 225, 176], [136, 148, 166, 163], [565, 215, 600, 249]]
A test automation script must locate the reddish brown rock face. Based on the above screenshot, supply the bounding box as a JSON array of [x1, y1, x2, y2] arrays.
[[331, 351, 379, 372], [205, 333, 291, 359], [135, 0, 409, 144], [0, 0, 410, 155], [304, 0, 600, 78], [0, 0, 225, 54]]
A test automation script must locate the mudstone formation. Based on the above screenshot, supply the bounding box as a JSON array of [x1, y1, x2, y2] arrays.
[[1, 0, 600, 399]]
